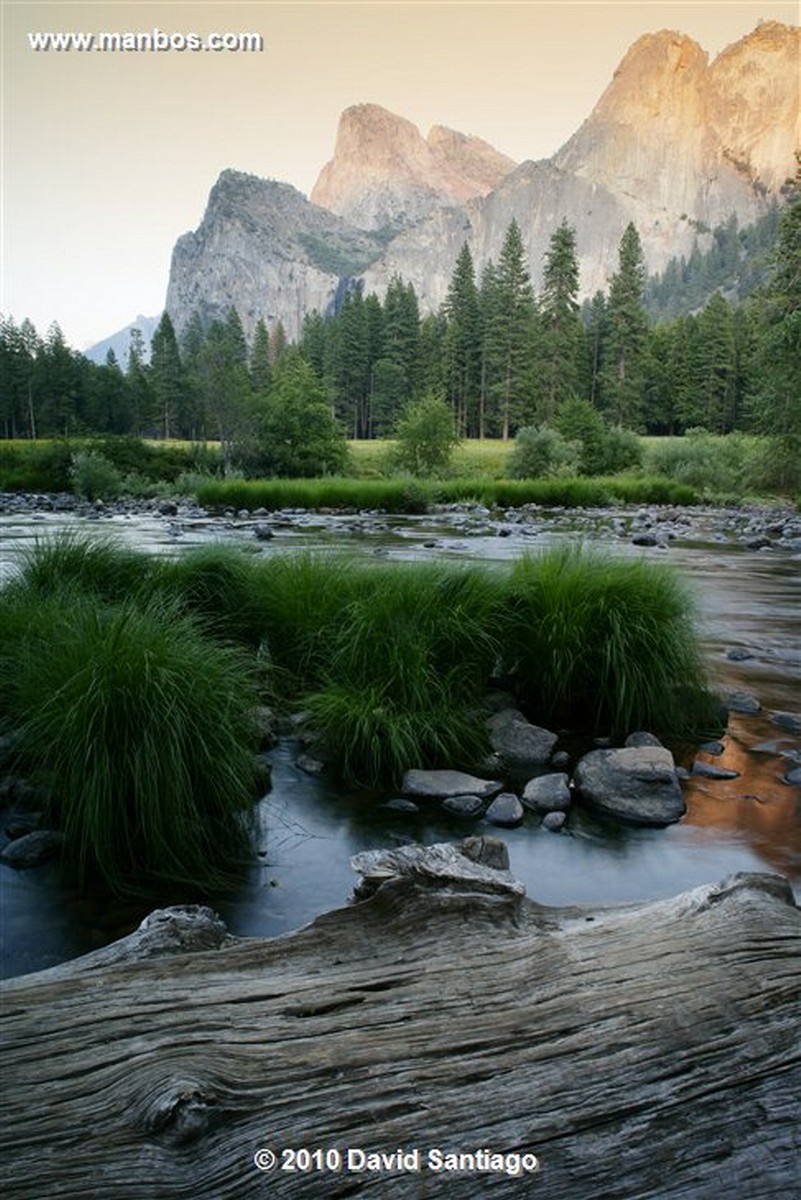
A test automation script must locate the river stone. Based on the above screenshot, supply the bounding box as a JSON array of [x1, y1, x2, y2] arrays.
[[692, 761, 740, 780], [722, 689, 761, 715], [383, 798, 420, 813], [402, 770, 502, 800], [573, 746, 685, 826], [698, 740, 726, 756], [625, 731, 664, 749], [0, 830, 65, 868], [770, 711, 801, 734], [542, 811, 567, 832], [486, 708, 557, 771], [485, 792, 524, 827], [783, 767, 801, 787], [442, 794, 485, 818], [521, 773, 571, 813], [726, 647, 754, 661], [296, 753, 325, 776]]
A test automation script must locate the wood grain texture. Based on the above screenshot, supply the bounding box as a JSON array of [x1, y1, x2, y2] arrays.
[[1, 866, 799, 1198]]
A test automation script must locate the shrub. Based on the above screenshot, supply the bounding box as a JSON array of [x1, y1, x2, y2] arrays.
[[507, 426, 581, 479], [391, 393, 461, 477], [2, 589, 258, 895], [69, 450, 124, 500], [643, 431, 754, 497]]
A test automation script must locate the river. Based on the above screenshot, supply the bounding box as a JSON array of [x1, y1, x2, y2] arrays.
[[1, 499, 799, 979]]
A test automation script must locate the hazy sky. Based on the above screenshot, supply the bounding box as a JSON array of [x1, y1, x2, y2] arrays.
[[2, 1, 798, 348]]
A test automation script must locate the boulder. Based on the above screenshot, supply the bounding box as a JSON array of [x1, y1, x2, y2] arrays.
[[521, 773, 571, 813], [542, 811, 567, 832], [722, 689, 761, 715], [485, 792, 524, 827], [486, 708, 557, 771], [692, 761, 740, 780], [441, 794, 485, 818], [625, 731, 664, 749], [0, 830, 65, 868], [573, 746, 685, 826], [402, 769, 502, 800]]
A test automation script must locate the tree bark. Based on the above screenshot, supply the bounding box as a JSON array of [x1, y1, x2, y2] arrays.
[[1, 851, 799, 1199]]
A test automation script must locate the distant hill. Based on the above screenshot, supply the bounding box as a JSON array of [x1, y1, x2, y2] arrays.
[[84, 315, 160, 367]]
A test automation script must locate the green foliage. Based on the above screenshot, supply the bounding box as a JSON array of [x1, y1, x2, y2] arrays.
[[507, 425, 581, 479], [1, 586, 257, 895], [0, 439, 73, 491], [251, 350, 349, 477], [504, 547, 720, 739], [69, 450, 124, 500], [14, 533, 157, 603], [643, 431, 757, 497], [194, 476, 433, 513], [392, 392, 461, 476], [297, 231, 383, 277]]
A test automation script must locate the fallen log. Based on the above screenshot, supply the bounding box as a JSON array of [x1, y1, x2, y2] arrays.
[[1, 840, 800, 1199]]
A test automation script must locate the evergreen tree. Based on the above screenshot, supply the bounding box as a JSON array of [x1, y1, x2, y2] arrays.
[[481, 221, 538, 439], [255, 348, 348, 477], [539, 220, 583, 421], [383, 275, 423, 405], [603, 223, 649, 428], [443, 243, 481, 436], [750, 156, 801, 487], [250, 318, 272, 393], [127, 326, 155, 434], [150, 313, 184, 439], [697, 293, 737, 432]]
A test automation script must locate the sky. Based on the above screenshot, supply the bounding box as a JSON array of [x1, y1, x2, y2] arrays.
[[2, 0, 799, 349]]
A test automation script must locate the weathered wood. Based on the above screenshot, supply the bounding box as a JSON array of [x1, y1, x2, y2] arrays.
[[1, 846, 800, 1199]]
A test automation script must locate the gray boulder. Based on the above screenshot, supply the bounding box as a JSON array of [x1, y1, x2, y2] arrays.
[[625, 731, 664, 749], [485, 792, 524, 827], [542, 811, 567, 832], [486, 708, 557, 772], [1, 830, 65, 868], [442, 794, 485, 818], [692, 761, 740, 780], [521, 773, 571, 813], [573, 746, 685, 826], [402, 770, 502, 800]]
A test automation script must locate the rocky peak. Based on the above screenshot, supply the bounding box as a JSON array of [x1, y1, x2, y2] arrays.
[[310, 102, 515, 231]]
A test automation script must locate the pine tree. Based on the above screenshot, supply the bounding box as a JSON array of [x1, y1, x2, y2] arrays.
[[250, 318, 272, 393], [603, 223, 649, 428], [697, 293, 736, 432], [443, 243, 481, 436], [150, 313, 184, 439], [539, 220, 583, 421], [485, 220, 537, 439]]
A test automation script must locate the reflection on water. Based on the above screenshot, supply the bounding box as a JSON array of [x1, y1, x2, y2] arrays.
[[1, 505, 799, 979]]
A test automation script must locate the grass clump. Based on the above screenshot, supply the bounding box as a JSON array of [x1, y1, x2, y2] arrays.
[[504, 546, 720, 739], [306, 564, 504, 786], [15, 532, 158, 604], [1, 588, 258, 896]]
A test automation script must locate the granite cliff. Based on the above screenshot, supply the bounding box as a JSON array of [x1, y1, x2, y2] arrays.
[[166, 21, 799, 341]]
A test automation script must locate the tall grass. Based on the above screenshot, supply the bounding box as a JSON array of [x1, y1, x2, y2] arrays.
[[1, 587, 258, 896], [504, 546, 720, 738], [306, 564, 504, 786], [15, 532, 157, 603]]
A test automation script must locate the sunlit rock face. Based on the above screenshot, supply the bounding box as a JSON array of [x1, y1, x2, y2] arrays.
[[166, 23, 799, 338], [310, 103, 516, 231]]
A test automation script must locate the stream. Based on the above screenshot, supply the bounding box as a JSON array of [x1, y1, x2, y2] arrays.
[[1, 498, 799, 979]]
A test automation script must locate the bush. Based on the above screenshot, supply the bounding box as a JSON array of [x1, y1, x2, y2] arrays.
[[391, 393, 461, 477], [643, 431, 755, 497], [507, 426, 581, 479], [1, 589, 258, 895], [69, 450, 124, 500]]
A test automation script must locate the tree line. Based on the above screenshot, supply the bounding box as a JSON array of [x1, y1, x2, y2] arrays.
[[1, 165, 798, 467]]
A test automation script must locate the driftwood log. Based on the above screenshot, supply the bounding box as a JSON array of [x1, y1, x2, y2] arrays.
[[1, 839, 800, 1199]]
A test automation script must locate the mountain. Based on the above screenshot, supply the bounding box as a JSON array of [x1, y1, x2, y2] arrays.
[[310, 103, 516, 231], [84, 314, 160, 366], [165, 171, 385, 342], [164, 21, 799, 341]]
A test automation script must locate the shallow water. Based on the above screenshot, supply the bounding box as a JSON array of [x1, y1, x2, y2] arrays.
[[1, 503, 799, 979]]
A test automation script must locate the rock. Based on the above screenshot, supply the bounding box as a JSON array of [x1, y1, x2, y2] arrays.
[[350, 838, 523, 899], [254, 704, 277, 745], [296, 754, 325, 776], [551, 750, 570, 769], [783, 767, 801, 787], [745, 536, 773, 551], [521, 773, 571, 813], [485, 792, 524, 827], [383, 798, 420, 813], [726, 647, 754, 661], [0, 830, 65, 868], [486, 708, 558, 771], [441, 794, 485, 818], [692, 761, 740, 780], [632, 532, 658, 546], [698, 740, 726, 756], [459, 835, 510, 871], [722, 689, 762, 715], [402, 769, 502, 800], [253, 523, 274, 541], [625, 731, 664, 749], [573, 746, 685, 826], [542, 811, 567, 832], [770, 711, 801, 734]]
